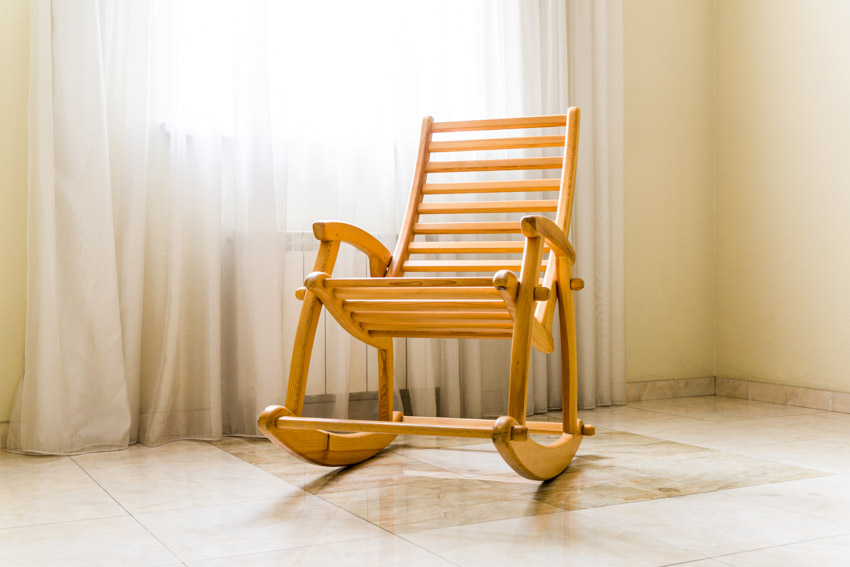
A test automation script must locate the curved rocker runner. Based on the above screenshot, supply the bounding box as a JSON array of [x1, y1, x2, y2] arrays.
[[258, 108, 594, 481]]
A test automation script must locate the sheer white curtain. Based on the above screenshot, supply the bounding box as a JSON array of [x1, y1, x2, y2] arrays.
[[8, 0, 623, 454], [569, 0, 626, 408]]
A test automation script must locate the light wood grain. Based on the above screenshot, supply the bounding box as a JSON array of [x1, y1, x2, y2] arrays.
[[313, 221, 392, 276], [325, 276, 494, 288], [351, 311, 513, 323], [426, 156, 563, 174], [403, 259, 548, 272], [429, 135, 565, 152], [370, 329, 513, 339], [431, 114, 567, 132], [418, 199, 558, 215], [259, 406, 400, 466], [342, 299, 507, 312], [333, 286, 500, 300], [387, 116, 433, 276], [407, 241, 541, 255], [422, 179, 561, 195], [413, 221, 522, 235], [520, 215, 576, 262]]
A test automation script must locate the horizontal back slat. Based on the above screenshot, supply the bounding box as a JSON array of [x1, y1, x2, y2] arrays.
[[426, 156, 562, 174], [370, 329, 513, 339], [429, 135, 565, 152], [408, 241, 550, 255], [431, 115, 567, 132], [361, 321, 513, 331], [418, 199, 557, 215], [403, 259, 548, 272], [413, 221, 522, 235], [422, 179, 561, 195]]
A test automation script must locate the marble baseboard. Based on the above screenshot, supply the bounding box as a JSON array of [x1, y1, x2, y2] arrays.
[[716, 378, 850, 415], [626, 377, 715, 402], [0, 422, 8, 449]]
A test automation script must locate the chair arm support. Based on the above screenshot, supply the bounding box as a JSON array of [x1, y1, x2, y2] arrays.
[[313, 221, 393, 277], [520, 215, 576, 263]]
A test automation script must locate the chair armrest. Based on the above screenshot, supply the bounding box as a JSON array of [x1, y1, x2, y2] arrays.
[[520, 215, 576, 263], [312, 221, 393, 277]]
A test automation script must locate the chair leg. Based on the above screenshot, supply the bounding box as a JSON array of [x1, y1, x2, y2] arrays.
[[506, 235, 544, 423], [377, 344, 394, 421], [284, 293, 324, 416], [557, 257, 579, 435], [285, 239, 340, 416]]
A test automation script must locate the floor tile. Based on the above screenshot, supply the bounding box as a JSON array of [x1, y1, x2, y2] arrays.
[[723, 474, 850, 525], [187, 535, 454, 566], [757, 412, 850, 435], [577, 492, 850, 557], [0, 455, 126, 528], [727, 435, 850, 474], [649, 419, 827, 450], [254, 449, 461, 494], [0, 516, 179, 566], [210, 437, 291, 465], [618, 450, 825, 492], [403, 511, 702, 567], [578, 406, 710, 437], [579, 432, 711, 465], [712, 534, 850, 566], [320, 478, 560, 533], [136, 495, 385, 562], [394, 442, 517, 477], [479, 459, 701, 510], [73, 440, 305, 513]]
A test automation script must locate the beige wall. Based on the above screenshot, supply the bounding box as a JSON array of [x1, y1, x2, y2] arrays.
[[623, 0, 716, 382], [715, 0, 850, 393], [0, 0, 29, 422]]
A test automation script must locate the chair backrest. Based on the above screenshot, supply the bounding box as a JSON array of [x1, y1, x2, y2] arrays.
[[388, 108, 580, 285]]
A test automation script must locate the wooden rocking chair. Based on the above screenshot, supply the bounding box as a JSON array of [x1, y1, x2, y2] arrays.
[[258, 108, 594, 481]]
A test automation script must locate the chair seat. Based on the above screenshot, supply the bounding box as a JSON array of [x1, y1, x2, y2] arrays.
[[308, 275, 553, 343]]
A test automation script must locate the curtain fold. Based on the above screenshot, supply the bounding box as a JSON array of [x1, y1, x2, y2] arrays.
[[8, 0, 624, 455], [568, 0, 627, 409]]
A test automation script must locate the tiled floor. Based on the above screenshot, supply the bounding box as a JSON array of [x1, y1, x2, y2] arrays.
[[4, 395, 850, 566]]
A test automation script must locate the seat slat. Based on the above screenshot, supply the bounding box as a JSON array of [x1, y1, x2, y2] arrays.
[[333, 287, 500, 300], [413, 221, 521, 235], [408, 241, 549, 254], [350, 311, 512, 323], [342, 300, 507, 312], [431, 115, 567, 132], [361, 321, 513, 330], [422, 179, 561, 195], [403, 259, 547, 272], [426, 156, 562, 173], [324, 277, 493, 288], [429, 135, 565, 152], [370, 329, 513, 339], [418, 200, 558, 215]]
